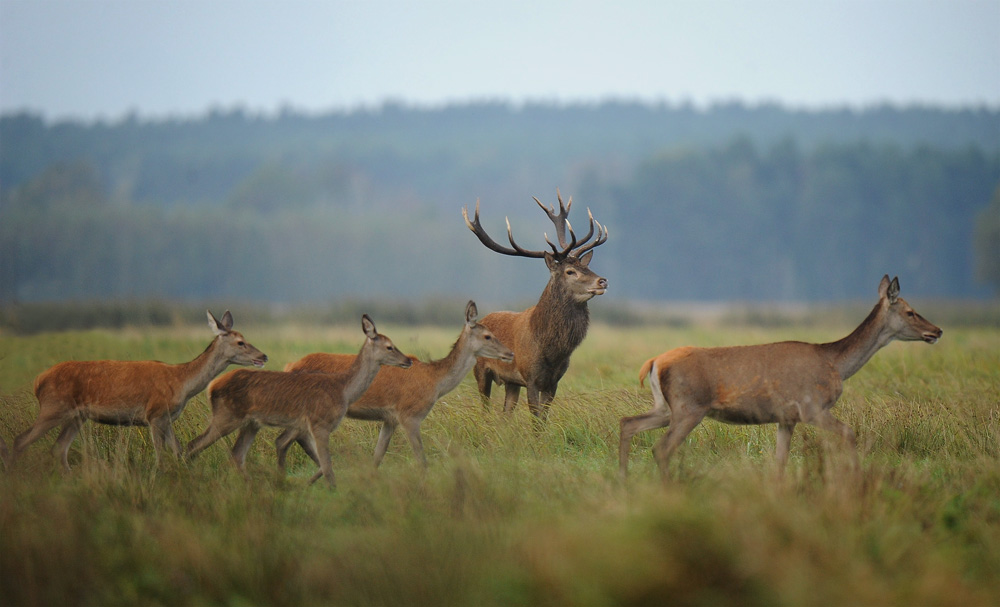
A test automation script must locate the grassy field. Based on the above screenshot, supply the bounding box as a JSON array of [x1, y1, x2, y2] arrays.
[[1, 318, 998, 606]]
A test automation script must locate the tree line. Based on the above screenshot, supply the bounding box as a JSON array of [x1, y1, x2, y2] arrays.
[[1, 101, 998, 305]]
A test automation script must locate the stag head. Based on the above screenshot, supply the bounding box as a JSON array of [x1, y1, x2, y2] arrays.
[[463, 190, 609, 302]]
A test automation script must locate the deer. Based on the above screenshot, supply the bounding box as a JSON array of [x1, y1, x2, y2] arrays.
[[185, 314, 412, 487], [280, 301, 514, 474], [619, 275, 942, 481], [462, 190, 608, 420], [9, 310, 268, 470]]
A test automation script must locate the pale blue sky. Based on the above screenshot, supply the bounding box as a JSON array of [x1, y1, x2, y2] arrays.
[[1, 0, 998, 121]]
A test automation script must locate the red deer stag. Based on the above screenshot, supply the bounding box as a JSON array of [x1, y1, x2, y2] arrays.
[[10, 310, 267, 470], [463, 190, 608, 420], [185, 315, 411, 487], [619, 275, 942, 481], [281, 301, 514, 473]]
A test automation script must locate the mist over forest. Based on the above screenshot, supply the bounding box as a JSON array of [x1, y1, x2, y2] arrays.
[[2, 100, 998, 309]]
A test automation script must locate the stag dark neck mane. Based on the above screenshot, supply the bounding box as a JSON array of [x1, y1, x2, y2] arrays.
[[530, 277, 591, 354]]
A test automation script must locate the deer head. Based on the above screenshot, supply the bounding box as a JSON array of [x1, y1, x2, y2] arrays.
[[878, 275, 942, 344], [463, 300, 515, 362], [207, 310, 268, 368], [463, 190, 609, 302]]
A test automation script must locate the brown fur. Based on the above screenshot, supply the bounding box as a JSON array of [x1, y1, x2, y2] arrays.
[[10, 310, 266, 470], [465, 193, 608, 420], [185, 315, 410, 487], [619, 276, 942, 481], [282, 301, 513, 472]]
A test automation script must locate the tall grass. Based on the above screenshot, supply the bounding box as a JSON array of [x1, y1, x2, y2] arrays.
[[1, 321, 998, 606]]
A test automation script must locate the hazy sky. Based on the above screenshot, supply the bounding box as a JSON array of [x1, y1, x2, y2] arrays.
[[1, 0, 998, 121]]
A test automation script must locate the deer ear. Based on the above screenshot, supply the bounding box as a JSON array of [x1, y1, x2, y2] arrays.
[[888, 277, 900, 304], [207, 310, 229, 335], [544, 251, 560, 272], [578, 249, 594, 267], [878, 275, 891, 300], [465, 300, 478, 325], [361, 314, 377, 339]]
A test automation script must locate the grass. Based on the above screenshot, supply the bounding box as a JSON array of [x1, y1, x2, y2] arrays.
[[1, 319, 998, 606]]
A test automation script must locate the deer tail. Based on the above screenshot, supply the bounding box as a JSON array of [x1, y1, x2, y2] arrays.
[[638, 357, 656, 388]]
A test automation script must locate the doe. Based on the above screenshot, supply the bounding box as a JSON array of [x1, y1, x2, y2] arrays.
[[282, 301, 514, 472], [185, 314, 411, 486], [10, 310, 267, 470], [619, 275, 942, 480]]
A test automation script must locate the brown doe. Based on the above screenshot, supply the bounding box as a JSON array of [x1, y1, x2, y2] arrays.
[[185, 315, 411, 486], [10, 310, 267, 470], [463, 190, 608, 420], [619, 276, 942, 480], [282, 301, 514, 474]]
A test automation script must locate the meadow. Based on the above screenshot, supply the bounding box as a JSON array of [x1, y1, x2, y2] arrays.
[[1, 316, 998, 606]]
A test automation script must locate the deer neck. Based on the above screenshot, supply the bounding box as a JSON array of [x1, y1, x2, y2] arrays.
[[342, 343, 382, 405], [179, 337, 232, 400], [428, 331, 477, 399], [530, 280, 590, 354], [823, 303, 894, 380]]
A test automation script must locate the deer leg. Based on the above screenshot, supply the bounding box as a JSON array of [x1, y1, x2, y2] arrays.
[[275, 428, 317, 473], [12, 407, 71, 463], [503, 384, 521, 413], [52, 416, 85, 471], [651, 410, 706, 482], [618, 409, 671, 478], [373, 421, 397, 468], [230, 422, 261, 474], [401, 418, 427, 468], [185, 413, 242, 461], [775, 422, 797, 477], [308, 428, 336, 488], [475, 365, 493, 404], [526, 387, 554, 422], [150, 416, 182, 462], [810, 410, 859, 472]]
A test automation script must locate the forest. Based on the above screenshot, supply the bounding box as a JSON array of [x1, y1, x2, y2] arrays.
[[1, 101, 998, 308]]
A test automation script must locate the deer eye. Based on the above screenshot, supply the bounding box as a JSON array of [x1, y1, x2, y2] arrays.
[[485, 335, 492, 340], [566, 269, 577, 276], [907, 311, 915, 317], [237, 341, 246, 346]]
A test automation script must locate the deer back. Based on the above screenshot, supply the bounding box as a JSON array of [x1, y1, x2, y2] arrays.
[[287, 353, 443, 421]]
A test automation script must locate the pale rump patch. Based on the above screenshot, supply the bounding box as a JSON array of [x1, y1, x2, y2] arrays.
[[639, 346, 697, 387]]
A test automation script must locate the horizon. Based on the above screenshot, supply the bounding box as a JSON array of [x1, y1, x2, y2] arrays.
[[2, 1, 998, 122]]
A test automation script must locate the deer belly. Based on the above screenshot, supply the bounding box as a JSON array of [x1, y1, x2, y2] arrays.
[[88, 406, 149, 426], [707, 408, 782, 425]]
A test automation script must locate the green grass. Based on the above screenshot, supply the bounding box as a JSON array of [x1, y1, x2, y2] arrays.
[[1, 321, 999, 606]]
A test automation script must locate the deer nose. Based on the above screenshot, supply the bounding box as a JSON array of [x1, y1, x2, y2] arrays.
[[598, 278, 608, 289]]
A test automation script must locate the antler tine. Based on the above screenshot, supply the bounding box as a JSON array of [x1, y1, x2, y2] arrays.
[[573, 216, 608, 258], [533, 190, 573, 248], [463, 199, 547, 259], [505, 217, 548, 257]]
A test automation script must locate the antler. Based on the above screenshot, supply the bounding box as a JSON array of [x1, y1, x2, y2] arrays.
[[463, 191, 609, 260], [463, 199, 548, 258]]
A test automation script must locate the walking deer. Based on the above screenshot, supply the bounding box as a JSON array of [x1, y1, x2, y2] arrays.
[[10, 310, 267, 470], [463, 190, 608, 420], [185, 315, 411, 487], [619, 276, 942, 480], [281, 301, 514, 473]]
